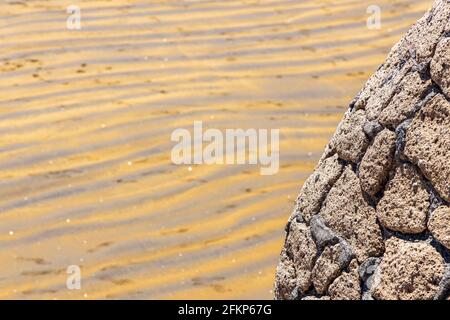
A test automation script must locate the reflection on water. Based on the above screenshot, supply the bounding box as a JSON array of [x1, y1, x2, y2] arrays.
[[0, 0, 428, 299]]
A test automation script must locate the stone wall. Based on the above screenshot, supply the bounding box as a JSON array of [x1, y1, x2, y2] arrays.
[[274, 0, 450, 300]]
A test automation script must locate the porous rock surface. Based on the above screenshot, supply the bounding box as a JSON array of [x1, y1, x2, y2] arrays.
[[372, 238, 445, 300], [428, 205, 450, 250], [359, 129, 396, 196], [275, 0, 450, 300], [376, 163, 429, 234]]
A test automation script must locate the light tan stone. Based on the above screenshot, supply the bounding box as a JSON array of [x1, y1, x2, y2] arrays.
[[404, 94, 450, 202], [428, 205, 450, 250], [377, 163, 429, 234], [372, 238, 445, 300], [359, 129, 396, 196], [329, 260, 361, 300], [401, 0, 450, 63], [431, 36, 450, 97], [330, 109, 369, 163], [362, 62, 412, 121], [293, 154, 344, 222], [274, 250, 297, 300], [311, 242, 353, 294], [378, 72, 432, 127], [319, 167, 384, 262], [274, 220, 317, 299]]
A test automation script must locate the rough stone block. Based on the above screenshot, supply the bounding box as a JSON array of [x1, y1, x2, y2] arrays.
[[359, 129, 396, 196], [431, 38, 450, 98], [329, 260, 361, 300], [378, 72, 432, 127], [377, 163, 429, 234], [329, 110, 369, 163], [404, 94, 450, 202], [319, 166, 384, 262], [293, 154, 344, 222], [428, 205, 450, 250], [372, 238, 445, 300], [274, 220, 317, 299], [311, 242, 353, 294]]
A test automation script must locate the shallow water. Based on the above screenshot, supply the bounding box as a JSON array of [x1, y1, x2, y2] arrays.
[[0, 0, 428, 299]]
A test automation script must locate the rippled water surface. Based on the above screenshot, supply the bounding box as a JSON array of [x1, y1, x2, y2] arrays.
[[0, 0, 429, 299]]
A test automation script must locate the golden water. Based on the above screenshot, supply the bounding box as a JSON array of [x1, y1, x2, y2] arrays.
[[0, 0, 428, 299]]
